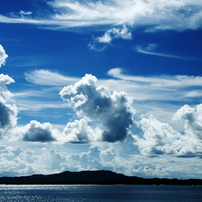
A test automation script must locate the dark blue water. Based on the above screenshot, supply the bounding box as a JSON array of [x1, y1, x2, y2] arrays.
[[0, 185, 201, 202]]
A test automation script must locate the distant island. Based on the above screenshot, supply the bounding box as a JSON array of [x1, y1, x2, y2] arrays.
[[0, 170, 201, 185]]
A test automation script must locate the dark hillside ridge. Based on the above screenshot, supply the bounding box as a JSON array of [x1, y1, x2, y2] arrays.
[[0, 170, 201, 185]]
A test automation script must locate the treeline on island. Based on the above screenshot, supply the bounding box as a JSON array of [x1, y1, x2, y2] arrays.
[[0, 170, 201, 185]]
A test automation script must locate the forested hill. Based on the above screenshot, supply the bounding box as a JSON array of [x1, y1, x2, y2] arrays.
[[0, 170, 201, 185]]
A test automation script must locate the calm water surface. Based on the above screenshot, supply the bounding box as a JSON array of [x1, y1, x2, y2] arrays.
[[0, 185, 201, 202]]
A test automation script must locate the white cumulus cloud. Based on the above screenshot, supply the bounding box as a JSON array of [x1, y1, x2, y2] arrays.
[[17, 120, 59, 142], [134, 110, 202, 158], [0, 45, 8, 67], [0, 74, 17, 138], [173, 104, 202, 140], [134, 115, 182, 156], [62, 119, 101, 143]]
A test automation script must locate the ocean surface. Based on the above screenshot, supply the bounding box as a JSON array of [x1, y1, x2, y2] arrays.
[[0, 185, 201, 202]]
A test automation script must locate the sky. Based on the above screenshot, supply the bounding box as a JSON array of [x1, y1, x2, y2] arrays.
[[0, 0, 202, 179]]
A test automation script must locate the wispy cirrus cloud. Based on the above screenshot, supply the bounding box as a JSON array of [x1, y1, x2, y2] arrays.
[[13, 70, 75, 113], [0, 0, 202, 31], [24, 68, 202, 105], [1, 1, 202, 51], [107, 68, 202, 88], [25, 69, 78, 86], [106, 67, 202, 124]]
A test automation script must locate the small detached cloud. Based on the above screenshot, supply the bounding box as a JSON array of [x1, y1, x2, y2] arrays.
[[19, 11, 32, 17], [7, 10, 32, 18], [89, 25, 132, 51], [0, 45, 8, 67], [60, 74, 134, 143]]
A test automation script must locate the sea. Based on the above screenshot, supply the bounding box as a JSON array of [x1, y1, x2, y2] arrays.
[[0, 185, 201, 202]]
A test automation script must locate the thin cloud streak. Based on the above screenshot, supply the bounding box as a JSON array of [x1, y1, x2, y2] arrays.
[[136, 45, 202, 61], [107, 68, 202, 88], [16, 101, 70, 112]]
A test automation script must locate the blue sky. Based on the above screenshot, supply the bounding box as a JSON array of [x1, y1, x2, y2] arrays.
[[0, 0, 202, 179]]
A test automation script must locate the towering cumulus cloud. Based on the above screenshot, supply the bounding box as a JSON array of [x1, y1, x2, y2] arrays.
[[0, 46, 17, 138], [0, 45, 8, 67], [0, 75, 17, 138], [60, 74, 134, 142]]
